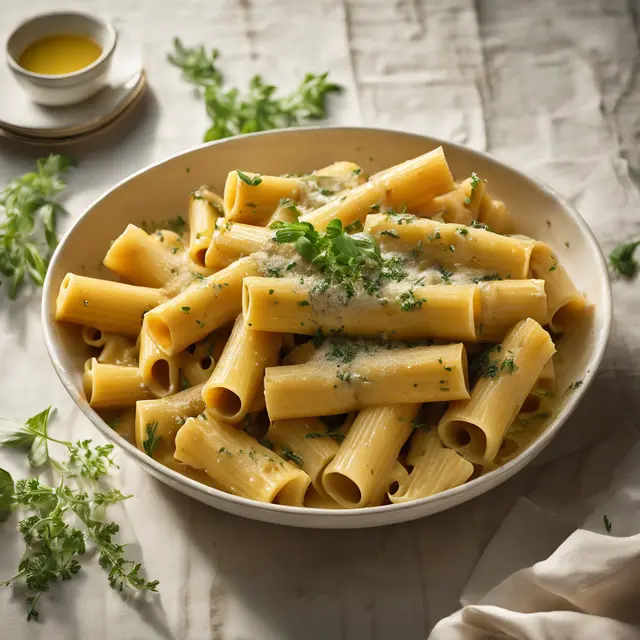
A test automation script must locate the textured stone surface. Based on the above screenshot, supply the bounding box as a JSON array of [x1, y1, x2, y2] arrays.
[[0, 1, 639, 638]]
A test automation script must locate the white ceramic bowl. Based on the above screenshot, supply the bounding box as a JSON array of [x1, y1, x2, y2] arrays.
[[6, 11, 117, 106], [42, 128, 612, 528]]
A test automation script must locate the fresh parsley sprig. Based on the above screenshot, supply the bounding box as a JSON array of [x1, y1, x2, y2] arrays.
[[168, 38, 342, 142], [610, 240, 639, 277], [0, 408, 158, 620], [0, 155, 75, 299]]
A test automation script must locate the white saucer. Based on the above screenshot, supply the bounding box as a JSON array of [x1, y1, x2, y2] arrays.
[[0, 32, 144, 139]]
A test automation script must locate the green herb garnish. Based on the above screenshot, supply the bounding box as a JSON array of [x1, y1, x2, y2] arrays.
[[566, 380, 584, 394], [168, 38, 342, 142], [282, 447, 304, 468], [0, 155, 75, 299], [236, 170, 263, 187], [143, 422, 161, 458], [399, 290, 427, 312], [0, 408, 158, 620], [464, 172, 485, 205], [603, 514, 612, 532], [610, 240, 639, 277], [437, 265, 453, 285], [304, 432, 345, 444]]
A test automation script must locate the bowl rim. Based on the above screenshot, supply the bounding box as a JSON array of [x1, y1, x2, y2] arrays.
[[41, 126, 613, 522], [6, 10, 118, 81]]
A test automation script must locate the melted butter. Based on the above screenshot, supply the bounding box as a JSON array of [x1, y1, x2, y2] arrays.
[[19, 35, 102, 75]]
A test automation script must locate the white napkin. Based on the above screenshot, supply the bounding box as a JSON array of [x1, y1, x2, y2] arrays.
[[430, 440, 640, 640]]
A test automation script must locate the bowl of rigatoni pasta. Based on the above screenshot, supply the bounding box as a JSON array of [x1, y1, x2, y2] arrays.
[[42, 127, 612, 528]]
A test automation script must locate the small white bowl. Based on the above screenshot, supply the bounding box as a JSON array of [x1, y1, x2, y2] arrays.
[[42, 128, 612, 528], [6, 11, 117, 107]]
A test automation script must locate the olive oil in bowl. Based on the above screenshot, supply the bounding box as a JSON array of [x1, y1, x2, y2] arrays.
[[19, 34, 102, 75]]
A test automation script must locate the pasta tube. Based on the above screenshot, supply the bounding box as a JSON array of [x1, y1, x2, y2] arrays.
[[103, 224, 182, 288], [80, 325, 107, 348], [477, 279, 547, 342], [139, 320, 181, 396], [529, 242, 586, 332], [301, 147, 455, 230], [418, 176, 486, 225], [174, 415, 310, 505], [323, 404, 419, 507], [365, 214, 534, 279], [82, 358, 152, 408], [56, 273, 165, 336], [224, 171, 301, 224], [265, 343, 469, 420], [266, 417, 340, 501], [188, 194, 220, 267], [205, 222, 272, 270], [135, 383, 205, 459], [144, 257, 259, 355], [438, 318, 555, 465], [202, 314, 281, 423], [98, 335, 137, 366], [243, 277, 479, 341], [389, 430, 474, 503], [479, 196, 511, 235]]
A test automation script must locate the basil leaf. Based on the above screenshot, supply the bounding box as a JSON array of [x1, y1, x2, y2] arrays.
[[0, 468, 15, 522]]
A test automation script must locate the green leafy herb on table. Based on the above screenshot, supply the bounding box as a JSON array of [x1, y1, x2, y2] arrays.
[[0, 155, 75, 299], [610, 240, 639, 277], [168, 38, 342, 142], [236, 170, 263, 187], [0, 408, 158, 621]]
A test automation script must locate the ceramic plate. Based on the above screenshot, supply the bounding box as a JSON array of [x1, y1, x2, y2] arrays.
[[42, 128, 612, 528]]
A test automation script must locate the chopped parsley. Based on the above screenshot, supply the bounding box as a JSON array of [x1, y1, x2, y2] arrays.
[[437, 265, 453, 285], [566, 380, 584, 394], [304, 431, 345, 444], [472, 272, 502, 283], [282, 447, 304, 468], [464, 172, 486, 205], [180, 306, 191, 314], [500, 355, 519, 374], [297, 300, 310, 307], [603, 514, 612, 532], [218, 447, 232, 456], [399, 290, 427, 312], [380, 230, 399, 238]]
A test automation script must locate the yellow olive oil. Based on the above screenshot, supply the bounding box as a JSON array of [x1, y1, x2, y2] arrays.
[[19, 34, 102, 75]]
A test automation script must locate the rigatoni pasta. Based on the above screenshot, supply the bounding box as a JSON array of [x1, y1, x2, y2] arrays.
[[55, 148, 589, 510]]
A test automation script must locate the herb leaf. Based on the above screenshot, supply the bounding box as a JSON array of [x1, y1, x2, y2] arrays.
[[610, 240, 639, 277], [0, 408, 157, 621], [236, 170, 263, 187], [168, 38, 342, 142], [0, 155, 75, 299], [143, 422, 161, 458], [0, 468, 14, 522]]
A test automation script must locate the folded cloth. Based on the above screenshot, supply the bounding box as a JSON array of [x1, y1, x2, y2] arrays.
[[430, 441, 640, 640]]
